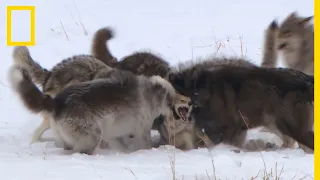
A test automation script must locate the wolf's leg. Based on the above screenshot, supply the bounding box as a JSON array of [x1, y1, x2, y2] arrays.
[[180, 132, 195, 150], [58, 119, 101, 155], [141, 130, 153, 149], [99, 139, 109, 149], [73, 133, 101, 155], [252, 124, 306, 151], [223, 126, 248, 149], [31, 114, 50, 143], [194, 127, 214, 148], [227, 127, 275, 152]]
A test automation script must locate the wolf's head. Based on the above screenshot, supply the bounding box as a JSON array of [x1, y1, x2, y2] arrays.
[[172, 93, 193, 122], [276, 12, 313, 53]]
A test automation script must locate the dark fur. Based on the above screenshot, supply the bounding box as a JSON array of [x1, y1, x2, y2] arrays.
[[90, 28, 170, 78], [114, 52, 170, 79], [169, 60, 314, 150], [91, 27, 118, 66]]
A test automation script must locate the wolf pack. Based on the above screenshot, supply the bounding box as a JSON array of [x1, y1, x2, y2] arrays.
[[8, 12, 314, 155]]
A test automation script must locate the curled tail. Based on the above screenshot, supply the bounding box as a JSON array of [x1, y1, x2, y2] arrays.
[[261, 20, 279, 68], [12, 46, 50, 86], [8, 65, 55, 114], [91, 27, 118, 67]]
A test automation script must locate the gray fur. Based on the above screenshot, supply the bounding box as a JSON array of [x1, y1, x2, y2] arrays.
[[261, 20, 279, 68], [12, 46, 113, 142], [261, 12, 314, 75], [9, 65, 177, 154]]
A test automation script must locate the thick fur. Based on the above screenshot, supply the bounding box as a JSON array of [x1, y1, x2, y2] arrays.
[[260, 14, 314, 152], [91, 27, 118, 66], [261, 12, 314, 75], [115, 52, 171, 79], [152, 94, 213, 150], [12, 47, 111, 97], [90, 30, 170, 78], [261, 21, 279, 68], [9, 65, 177, 154], [169, 59, 314, 152], [12, 46, 112, 142]]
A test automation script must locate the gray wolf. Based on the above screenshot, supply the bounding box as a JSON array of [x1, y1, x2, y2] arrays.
[[168, 58, 314, 152], [12, 27, 116, 142], [9, 65, 177, 154], [261, 12, 314, 75]]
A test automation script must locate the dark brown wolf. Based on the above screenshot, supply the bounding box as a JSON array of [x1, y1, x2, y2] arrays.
[[168, 58, 314, 152], [91, 28, 170, 79]]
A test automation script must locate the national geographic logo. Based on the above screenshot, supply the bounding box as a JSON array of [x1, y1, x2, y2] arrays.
[[6, 6, 35, 46]]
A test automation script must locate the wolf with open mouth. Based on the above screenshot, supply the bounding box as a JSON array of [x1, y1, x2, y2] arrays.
[[153, 94, 213, 150]]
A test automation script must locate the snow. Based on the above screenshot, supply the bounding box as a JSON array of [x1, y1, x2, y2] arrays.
[[0, 0, 314, 179]]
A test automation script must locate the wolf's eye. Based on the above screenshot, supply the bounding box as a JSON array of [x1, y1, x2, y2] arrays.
[[282, 30, 292, 37]]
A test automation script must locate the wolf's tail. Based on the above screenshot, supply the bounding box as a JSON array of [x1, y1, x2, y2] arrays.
[[91, 27, 118, 67], [8, 65, 55, 115], [12, 46, 50, 86], [261, 20, 279, 68]]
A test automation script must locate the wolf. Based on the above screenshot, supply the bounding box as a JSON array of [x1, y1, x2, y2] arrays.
[[12, 28, 116, 143], [152, 93, 213, 150], [169, 58, 314, 152], [9, 64, 177, 154], [90, 28, 171, 79], [261, 12, 314, 76], [260, 13, 314, 151]]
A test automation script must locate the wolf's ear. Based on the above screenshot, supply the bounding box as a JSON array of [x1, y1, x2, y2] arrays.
[[269, 20, 278, 30], [288, 11, 298, 19], [299, 16, 313, 25]]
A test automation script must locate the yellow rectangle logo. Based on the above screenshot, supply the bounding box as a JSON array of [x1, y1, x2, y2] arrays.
[[6, 6, 35, 46]]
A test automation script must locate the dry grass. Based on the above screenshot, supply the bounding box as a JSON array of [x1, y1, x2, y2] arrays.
[[60, 20, 69, 41], [73, 1, 88, 36], [190, 33, 248, 61], [63, 1, 88, 37], [249, 162, 284, 180]]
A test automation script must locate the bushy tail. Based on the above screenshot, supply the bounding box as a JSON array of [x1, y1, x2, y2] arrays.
[[261, 20, 279, 68], [91, 27, 118, 67], [8, 65, 55, 114], [12, 46, 50, 86]]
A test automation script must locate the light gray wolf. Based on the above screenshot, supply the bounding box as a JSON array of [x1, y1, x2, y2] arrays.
[[11, 27, 116, 142], [9, 65, 177, 154], [261, 12, 314, 76]]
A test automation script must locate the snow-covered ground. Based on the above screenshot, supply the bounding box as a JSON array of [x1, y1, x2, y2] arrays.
[[0, 0, 314, 179]]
